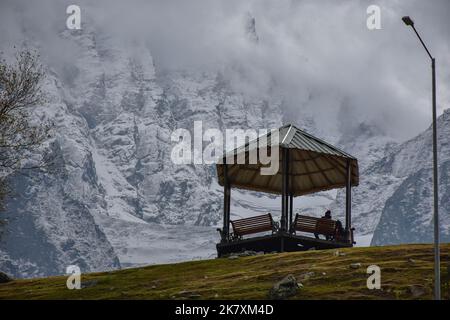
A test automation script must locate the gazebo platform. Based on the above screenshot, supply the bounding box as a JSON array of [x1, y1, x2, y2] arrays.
[[216, 232, 352, 257]]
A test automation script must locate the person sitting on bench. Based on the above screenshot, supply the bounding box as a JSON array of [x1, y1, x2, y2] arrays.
[[335, 219, 345, 240], [315, 210, 332, 240]]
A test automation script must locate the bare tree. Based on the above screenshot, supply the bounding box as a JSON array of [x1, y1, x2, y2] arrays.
[[0, 50, 52, 210]]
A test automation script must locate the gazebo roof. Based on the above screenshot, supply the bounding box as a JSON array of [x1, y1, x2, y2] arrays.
[[216, 124, 359, 196]]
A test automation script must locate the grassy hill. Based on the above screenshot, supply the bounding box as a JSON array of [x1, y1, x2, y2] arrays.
[[0, 244, 449, 300]]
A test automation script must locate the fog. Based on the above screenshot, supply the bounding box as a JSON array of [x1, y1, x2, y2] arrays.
[[1, 0, 449, 141]]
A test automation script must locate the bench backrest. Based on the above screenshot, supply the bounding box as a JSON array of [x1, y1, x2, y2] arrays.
[[292, 214, 337, 237], [231, 213, 274, 237]]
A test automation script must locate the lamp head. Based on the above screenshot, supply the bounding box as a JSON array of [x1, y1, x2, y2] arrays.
[[402, 16, 414, 26]]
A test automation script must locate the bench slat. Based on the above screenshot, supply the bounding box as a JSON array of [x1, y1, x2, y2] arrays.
[[233, 217, 271, 224], [233, 220, 272, 226], [233, 220, 271, 227]]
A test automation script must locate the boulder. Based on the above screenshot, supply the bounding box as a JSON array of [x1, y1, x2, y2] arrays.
[[81, 280, 98, 289], [408, 285, 426, 298], [300, 271, 315, 281], [268, 274, 300, 299], [226, 250, 264, 259], [334, 250, 346, 257], [0, 272, 12, 284]]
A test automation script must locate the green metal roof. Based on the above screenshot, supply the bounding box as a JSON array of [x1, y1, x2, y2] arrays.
[[221, 124, 356, 160], [281, 124, 356, 159]]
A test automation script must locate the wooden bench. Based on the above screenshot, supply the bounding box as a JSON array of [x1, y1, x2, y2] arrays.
[[230, 213, 278, 239], [290, 214, 338, 240]]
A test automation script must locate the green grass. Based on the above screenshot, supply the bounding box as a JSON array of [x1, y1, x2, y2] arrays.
[[0, 243, 449, 300]]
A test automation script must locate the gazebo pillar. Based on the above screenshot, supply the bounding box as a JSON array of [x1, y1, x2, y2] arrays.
[[223, 163, 231, 241], [281, 148, 289, 232], [288, 147, 293, 231], [289, 194, 293, 231], [345, 160, 352, 242]]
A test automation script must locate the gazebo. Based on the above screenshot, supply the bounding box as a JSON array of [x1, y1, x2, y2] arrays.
[[215, 124, 359, 256]]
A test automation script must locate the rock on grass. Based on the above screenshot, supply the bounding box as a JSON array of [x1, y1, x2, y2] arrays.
[[268, 274, 301, 300], [408, 285, 426, 298], [0, 272, 12, 284]]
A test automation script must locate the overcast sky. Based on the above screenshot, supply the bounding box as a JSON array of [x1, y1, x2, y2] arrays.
[[1, 0, 449, 141]]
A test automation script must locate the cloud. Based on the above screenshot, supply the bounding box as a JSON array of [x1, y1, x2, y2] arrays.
[[0, 0, 449, 141]]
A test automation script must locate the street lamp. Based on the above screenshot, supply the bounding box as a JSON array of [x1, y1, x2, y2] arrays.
[[402, 15, 440, 300]]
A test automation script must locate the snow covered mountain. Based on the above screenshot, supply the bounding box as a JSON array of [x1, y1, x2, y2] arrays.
[[331, 109, 450, 246], [0, 27, 287, 277], [371, 109, 450, 245], [1, 12, 448, 278]]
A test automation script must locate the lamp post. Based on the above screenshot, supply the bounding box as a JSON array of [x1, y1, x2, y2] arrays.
[[402, 15, 440, 300]]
